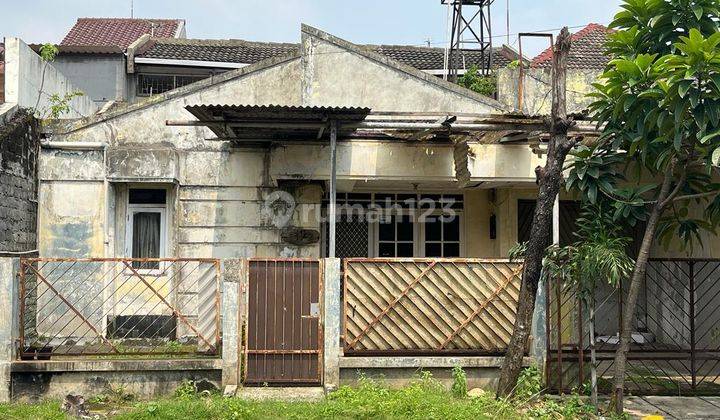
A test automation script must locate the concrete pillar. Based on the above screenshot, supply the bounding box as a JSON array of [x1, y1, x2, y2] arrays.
[[322, 258, 341, 393], [221, 259, 246, 390], [0, 257, 19, 402]]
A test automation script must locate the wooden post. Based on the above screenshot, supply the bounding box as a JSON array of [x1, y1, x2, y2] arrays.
[[328, 120, 338, 258]]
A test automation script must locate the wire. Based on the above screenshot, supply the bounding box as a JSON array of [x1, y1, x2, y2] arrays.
[[414, 22, 610, 48]]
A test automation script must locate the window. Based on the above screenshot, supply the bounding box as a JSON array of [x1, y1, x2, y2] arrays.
[[423, 215, 461, 257], [137, 74, 205, 96], [126, 189, 167, 269], [377, 214, 415, 257], [323, 193, 464, 258]]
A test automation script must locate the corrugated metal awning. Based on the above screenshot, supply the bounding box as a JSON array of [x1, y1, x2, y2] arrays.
[[184, 104, 372, 141]]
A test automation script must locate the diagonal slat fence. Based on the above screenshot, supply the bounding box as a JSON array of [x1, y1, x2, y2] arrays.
[[343, 258, 523, 354]]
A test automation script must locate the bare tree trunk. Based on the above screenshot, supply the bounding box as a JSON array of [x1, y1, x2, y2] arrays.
[[497, 27, 575, 397], [609, 171, 674, 414]]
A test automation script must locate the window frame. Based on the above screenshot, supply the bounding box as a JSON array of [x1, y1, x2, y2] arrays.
[[125, 202, 167, 273]]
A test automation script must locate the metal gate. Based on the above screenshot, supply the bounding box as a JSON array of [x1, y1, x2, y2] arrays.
[[245, 259, 322, 385], [547, 259, 720, 395]]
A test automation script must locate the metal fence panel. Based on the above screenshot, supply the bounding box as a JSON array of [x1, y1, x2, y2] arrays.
[[18, 258, 221, 359], [547, 259, 720, 396]]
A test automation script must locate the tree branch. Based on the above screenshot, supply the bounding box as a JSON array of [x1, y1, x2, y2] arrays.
[[672, 190, 720, 203]]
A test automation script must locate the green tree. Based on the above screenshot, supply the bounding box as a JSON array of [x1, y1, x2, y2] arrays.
[[569, 0, 720, 413]]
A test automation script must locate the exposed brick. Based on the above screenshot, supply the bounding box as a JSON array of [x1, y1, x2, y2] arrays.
[[0, 109, 39, 253]]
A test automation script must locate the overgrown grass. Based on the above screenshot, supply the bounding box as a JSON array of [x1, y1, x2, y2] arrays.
[[0, 369, 602, 420]]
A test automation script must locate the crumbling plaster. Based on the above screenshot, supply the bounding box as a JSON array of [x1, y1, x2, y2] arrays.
[[38, 26, 532, 260]]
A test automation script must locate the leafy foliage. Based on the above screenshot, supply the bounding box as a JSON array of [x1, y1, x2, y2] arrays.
[[46, 91, 84, 120], [544, 204, 635, 298], [458, 65, 497, 97], [39, 43, 59, 62], [569, 0, 720, 250], [451, 365, 467, 398]]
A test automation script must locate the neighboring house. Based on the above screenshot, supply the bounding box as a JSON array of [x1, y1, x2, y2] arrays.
[[39, 17, 522, 105], [34, 18, 186, 105], [128, 38, 521, 102], [497, 23, 612, 114]]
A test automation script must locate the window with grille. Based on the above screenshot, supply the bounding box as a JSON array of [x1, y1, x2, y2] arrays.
[[137, 74, 205, 96], [323, 192, 464, 258]]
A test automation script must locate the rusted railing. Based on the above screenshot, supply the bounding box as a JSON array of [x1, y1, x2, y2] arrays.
[[18, 258, 221, 359], [343, 258, 523, 355], [547, 258, 720, 396]]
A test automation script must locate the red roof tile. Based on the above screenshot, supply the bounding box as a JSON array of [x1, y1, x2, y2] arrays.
[[531, 23, 612, 70], [60, 18, 184, 50]]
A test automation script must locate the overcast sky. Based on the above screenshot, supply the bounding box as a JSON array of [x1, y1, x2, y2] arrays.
[[1, 0, 623, 57]]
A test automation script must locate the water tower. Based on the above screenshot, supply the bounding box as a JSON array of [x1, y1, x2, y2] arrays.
[[442, 0, 494, 81]]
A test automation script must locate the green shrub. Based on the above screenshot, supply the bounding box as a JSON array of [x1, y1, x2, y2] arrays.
[[451, 366, 467, 398]]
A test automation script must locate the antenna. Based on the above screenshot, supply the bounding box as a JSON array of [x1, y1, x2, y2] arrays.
[[130, 0, 134, 18], [441, 0, 495, 82], [506, 0, 510, 45]]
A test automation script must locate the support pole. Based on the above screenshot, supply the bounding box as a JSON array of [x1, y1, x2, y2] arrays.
[[552, 195, 560, 245], [328, 120, 338, 258]]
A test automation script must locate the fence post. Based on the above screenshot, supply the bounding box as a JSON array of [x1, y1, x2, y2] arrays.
[[323, 258, 341, 393], [530, 276, 548, 375], [0, 258, 19, 402], [221, 259, 244, 391]]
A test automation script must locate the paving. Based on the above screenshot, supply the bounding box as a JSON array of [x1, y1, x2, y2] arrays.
[[624, 396, 720, 419]]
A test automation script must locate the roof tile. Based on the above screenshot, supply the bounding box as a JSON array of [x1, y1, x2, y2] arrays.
[[61, 18, 184, 50], [531, 23, 612, 70], [138, 38, 521, 71]]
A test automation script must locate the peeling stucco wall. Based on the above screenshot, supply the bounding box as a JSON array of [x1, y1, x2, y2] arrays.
[[496, 67, 601, 115], [0, 109, 39, 253], [37, 26, 517, 261]]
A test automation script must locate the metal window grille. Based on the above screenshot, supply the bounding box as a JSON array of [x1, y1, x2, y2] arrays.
[[137, 74, 205, 96]]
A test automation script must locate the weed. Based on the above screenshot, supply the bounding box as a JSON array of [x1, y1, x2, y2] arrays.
[[451, 365, 468, 398], [514, 365, 542, 402], [174, 380, 197, 399]]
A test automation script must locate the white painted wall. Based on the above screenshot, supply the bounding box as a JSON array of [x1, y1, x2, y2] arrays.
[[3, 37, 97, 118]]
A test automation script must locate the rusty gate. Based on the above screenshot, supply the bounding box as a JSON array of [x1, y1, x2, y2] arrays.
[[245, 259, 323, 385], [548, 259, 720, 395]]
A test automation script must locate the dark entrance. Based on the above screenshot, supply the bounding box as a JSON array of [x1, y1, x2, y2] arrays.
[[245, 259, 322, 385]]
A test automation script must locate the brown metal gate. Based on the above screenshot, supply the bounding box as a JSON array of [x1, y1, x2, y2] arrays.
[[547, 258, 720, 396], [245, 259, 322, 385]]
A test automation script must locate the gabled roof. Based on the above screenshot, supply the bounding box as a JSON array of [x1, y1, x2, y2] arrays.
[[531, 23, 612, 70], [60, 18, 184, 50], [136, 37, 521, 71]]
